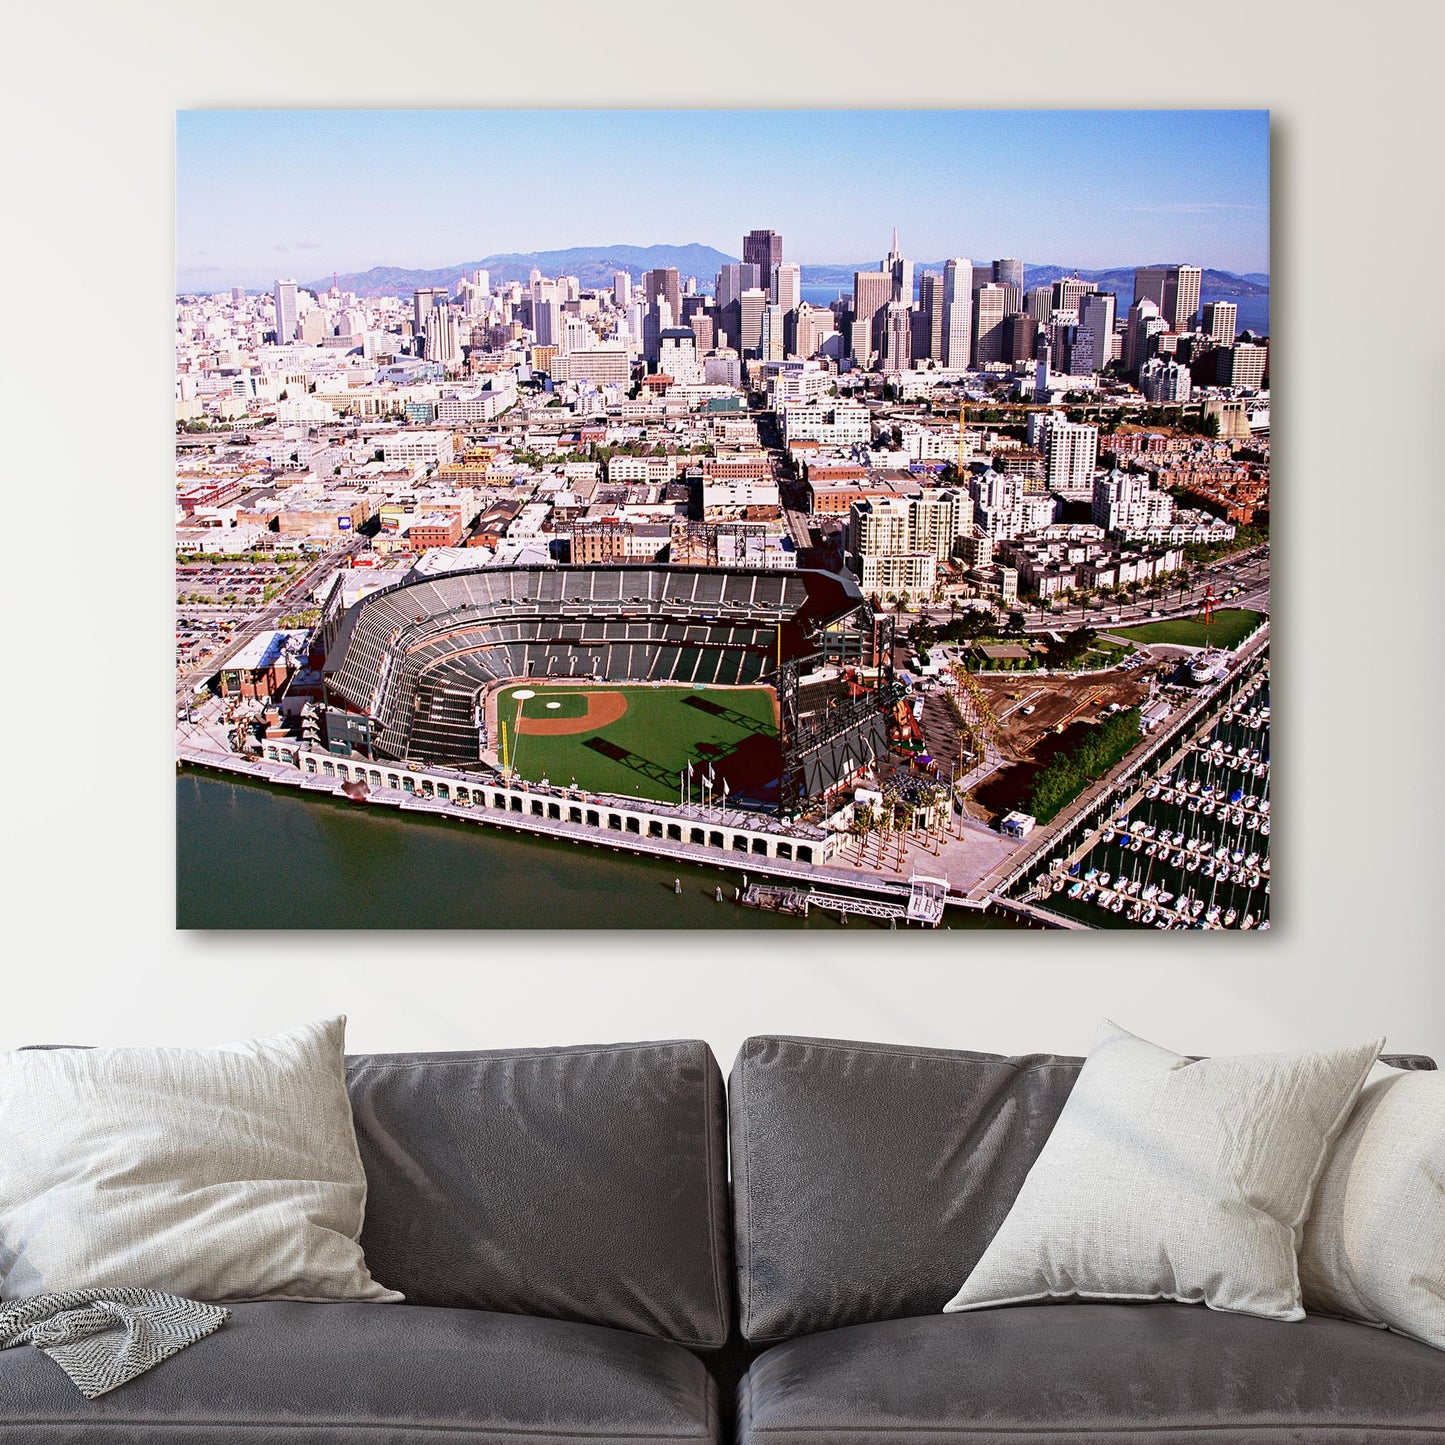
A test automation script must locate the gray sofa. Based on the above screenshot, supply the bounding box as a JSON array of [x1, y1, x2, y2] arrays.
[[729, 1035, 1445, 1445], [1, 1035, 1441, 1443]]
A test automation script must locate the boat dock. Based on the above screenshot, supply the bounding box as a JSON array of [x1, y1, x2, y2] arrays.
[[738, 874, 951, 927]]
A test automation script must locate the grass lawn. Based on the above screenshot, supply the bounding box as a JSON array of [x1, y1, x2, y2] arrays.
[[1108, 609, 1264, 650], [496, 683, 779, 805]]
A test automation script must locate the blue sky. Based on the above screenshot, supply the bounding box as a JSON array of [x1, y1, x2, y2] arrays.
[[176, 110, 1269, 290]]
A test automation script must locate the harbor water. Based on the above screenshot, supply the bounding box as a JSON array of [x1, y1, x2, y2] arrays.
[[177, 773, 1020, 931]]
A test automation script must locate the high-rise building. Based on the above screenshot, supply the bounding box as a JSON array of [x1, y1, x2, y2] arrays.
[[471, 270, 490, 294], [790, 302, 838, 360], [884, 228, 912, 305], [1124, 297, 1166, 372], [657, 328, 704, 384], [917, 273, 945, 360], [1215, 341, 1268, 388], [533, 295, 563, 350], [876, 301, 913, 372], [424, 305, 462, 366], [771, 262, 801, 312], [1076, 292, 1116, 375], [1201, 300, 1238, 344], [852, 269, 892, 365], [743, 230, 783, 284], [1003, 312, 1040, 365], [1026, 286, 1055, 323], [1139, 356, 1192, 403], [760, 304, 786, 362], [273, 279, 299, 344], [941, 259, 973, 369], [413, 286, 447, 336], [640, 268, 681, 331], [613, 271, 632, 308], [689, 313, 715, 353], [972, 284, 1009, 366], [1133, 264, 1202, 332], [1034, 416, 1099, 497], [739, 288, 768, 356], [1052, 276, 1098, 313], [993, 258, 1024, 293], [715, 264, 744, 311]]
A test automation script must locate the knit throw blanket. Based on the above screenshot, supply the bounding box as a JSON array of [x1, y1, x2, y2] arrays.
[[0, 1289, 230, 1397]]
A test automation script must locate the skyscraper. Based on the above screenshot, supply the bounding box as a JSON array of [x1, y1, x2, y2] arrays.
[[424, 305, 462, 366], [771, 262, 801, 312], [1133, 264, 1202, 332], [1124, 297, 1166, 372], [884, 228, 912, 306], [761, 304, 786, 362], [877, 301, 912, 372], [917, 273, 945, 360], [942, 259, 973, 370], [972, 284, 1009, 366], [738, 288, 767, 356], [533, 294, 563, 350], [743, 230, 783, 283], [852, 269, 893, 366], [641, 268, 682, 333], [613, 271, 632, 308], [715, 264, 743, 311], [1201, 300, 1238, 344], [413, 286, 447, 336], [993, 258, 1024, 294], [1039, 417, 1099, 497], [1052, 276, 1098, 313], [1076, 292, 1116, 375], [273, 279, 299, 344]]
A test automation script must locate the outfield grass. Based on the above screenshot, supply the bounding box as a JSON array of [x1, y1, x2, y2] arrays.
[[1108, 608, 1264, 649], [496, 683, 779, 805]]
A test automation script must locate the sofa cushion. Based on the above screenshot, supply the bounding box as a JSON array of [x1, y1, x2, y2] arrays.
[[736, 1304, 1445, 1444], [729, 1035, 1436, 1344], [0, 1301, 720, 1444], [729, 1036, 1081, 1342], [347, 1040, 730, 1347]]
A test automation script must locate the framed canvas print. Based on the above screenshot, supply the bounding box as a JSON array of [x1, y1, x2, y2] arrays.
[[175, 109, 1269, 931]]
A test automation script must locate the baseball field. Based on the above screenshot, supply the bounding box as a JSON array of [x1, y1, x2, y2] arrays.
[[494, 683, 780, 806]]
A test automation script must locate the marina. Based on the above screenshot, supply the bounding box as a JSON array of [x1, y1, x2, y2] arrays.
[[1025, 668, 1271, 930]]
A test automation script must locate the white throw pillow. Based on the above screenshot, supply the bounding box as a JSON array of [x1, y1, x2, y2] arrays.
[[0, 1017, 402, 1304], [943, 1021, 1383, 1322], [1299, 1063, 1445, 1348]]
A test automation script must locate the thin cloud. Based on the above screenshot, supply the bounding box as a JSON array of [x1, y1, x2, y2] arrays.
[[274, 243, 290, 253], [295, 239, 321, 250]]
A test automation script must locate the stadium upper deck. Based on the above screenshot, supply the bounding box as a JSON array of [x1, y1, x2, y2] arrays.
[[322, 564, 872, 764]]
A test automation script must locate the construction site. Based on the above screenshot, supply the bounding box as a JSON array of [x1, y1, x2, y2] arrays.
[[903, 660, 1154, 828]]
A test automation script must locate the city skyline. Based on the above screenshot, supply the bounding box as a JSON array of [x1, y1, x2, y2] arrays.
[[177, 110, 1270, 291]]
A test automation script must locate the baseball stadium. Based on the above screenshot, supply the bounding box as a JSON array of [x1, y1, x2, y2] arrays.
[[320, 565, 898, 814]]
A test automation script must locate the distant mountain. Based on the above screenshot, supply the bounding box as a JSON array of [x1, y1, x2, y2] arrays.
[[306, 244, 738, 297], [303, 248, 1267, 302], [1020, 265, 1268, 300]]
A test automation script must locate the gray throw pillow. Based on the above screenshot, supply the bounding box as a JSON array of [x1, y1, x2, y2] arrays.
[[944, 1020, 1382, 1322], [1299, 1063, 1445, 1348], [0, 1017, 402, 1303]]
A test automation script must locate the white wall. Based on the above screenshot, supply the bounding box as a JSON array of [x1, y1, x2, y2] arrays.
[[5, 2, 1442, 1066]]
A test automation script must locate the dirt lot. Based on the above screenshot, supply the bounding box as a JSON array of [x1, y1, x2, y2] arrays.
[[969, 670, 1153, 822]]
